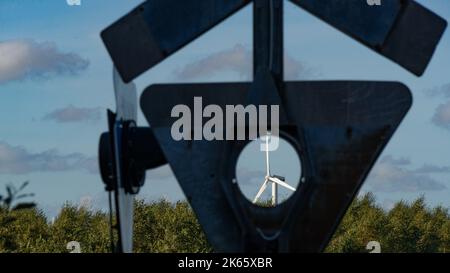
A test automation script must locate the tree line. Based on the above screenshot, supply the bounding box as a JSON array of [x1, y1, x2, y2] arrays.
[[1, 184, 450, 253]]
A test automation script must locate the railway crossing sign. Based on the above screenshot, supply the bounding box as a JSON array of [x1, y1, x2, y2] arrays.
[[98, 0, 446, 252]]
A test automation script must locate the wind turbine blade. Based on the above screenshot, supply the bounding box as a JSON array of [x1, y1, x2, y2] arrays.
[[113, 68, 137, 120], [269, 177, 296, 192], [116, 189, 134, 252], [112, 66, 137, 253], [112, 119, 134, 253], [253, 179, 269, 203]]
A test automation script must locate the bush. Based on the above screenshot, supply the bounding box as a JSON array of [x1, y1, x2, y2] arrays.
[[0, 207, 49, 253], [133, 199, 211, 253], [1, 194, 450, 253], [327, 194, 450, 253]]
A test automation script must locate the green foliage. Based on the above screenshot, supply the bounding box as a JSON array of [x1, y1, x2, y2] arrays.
[[133, 199, 212, 253], [326, 193, 388, 253], [326, 193, 450, 253], [0, 181, 46, 253], [0, 206, 49, 253], [1, 192, 450, 253], [46, 203, 111, 253], [0, 198, 211, 253]]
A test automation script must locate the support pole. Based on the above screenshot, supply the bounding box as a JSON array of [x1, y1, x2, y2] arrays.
[[271, 177, 278, 206], [253, 0, 284, 84], [254, 0, 283, 206]]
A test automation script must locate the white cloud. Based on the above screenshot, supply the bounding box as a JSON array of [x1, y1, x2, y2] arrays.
[[432, 101, 450, 130], [174, 44, 311, 81], [379, 155, 411, 166], [236, 168, 266, 185], [0, 141, 97, 175], [413, 164, 450, 174], [43, 105, 101, 123], [422, 83, 450, 130], [424, 83, 450, 98], [366, 155, 447, 192], [0, 39, 89, 84]]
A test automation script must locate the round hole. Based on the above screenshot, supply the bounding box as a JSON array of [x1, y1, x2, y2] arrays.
[[235, 134, 302, 207]]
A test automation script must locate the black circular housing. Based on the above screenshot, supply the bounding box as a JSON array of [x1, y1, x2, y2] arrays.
[[99, 132, 115, 191], [98, 124, 167, 194]]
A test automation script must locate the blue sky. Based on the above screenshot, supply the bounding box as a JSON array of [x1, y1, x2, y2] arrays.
[[0, 0, 450, 217]]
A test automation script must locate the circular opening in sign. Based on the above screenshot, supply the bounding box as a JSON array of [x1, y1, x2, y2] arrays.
[[235, 134, 302, 207]]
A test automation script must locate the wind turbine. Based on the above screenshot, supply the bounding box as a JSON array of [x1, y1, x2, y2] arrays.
[[253, 133, 296, 206]]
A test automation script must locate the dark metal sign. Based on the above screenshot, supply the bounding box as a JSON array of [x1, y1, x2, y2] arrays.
[[98, 0, 446, 252], [141, 81, 411, 252], [291, 0, 447, 76], [102, 0, 446, 82], [101, 0, 251, 82]]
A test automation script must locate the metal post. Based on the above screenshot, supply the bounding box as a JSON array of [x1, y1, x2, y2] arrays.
[[265, 133, 278, 206], [272, 178, 278, 206], [254, 0, 283, 206], [253, 0, 284, 83], [265, 134, 270, 177]]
